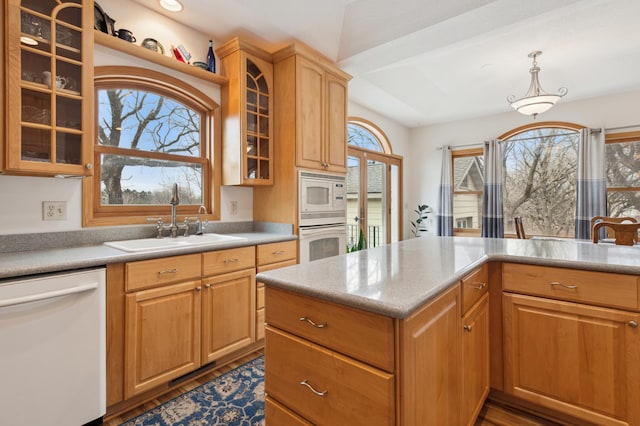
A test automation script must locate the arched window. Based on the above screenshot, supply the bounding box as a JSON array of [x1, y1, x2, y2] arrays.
[[347, 118, 392, 154], [499, 122, 583, 237], [84, 66, 220, 226], [346, 117, 403, 246]]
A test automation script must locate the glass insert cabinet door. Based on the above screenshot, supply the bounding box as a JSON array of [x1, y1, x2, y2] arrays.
[[5, 0, 93, 176]]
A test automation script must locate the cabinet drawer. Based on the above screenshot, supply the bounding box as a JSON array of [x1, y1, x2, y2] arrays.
[[265, 326, 395, 426], [125, 254, 201, 292], [265, 287, 395, 372], [257, 258, 297, 274], [503, 263, 639, 311], [202, 246, 255, 276], [257, 240, 297, 265], [462, 264, 489, 314], [266, 396, 312, 425]]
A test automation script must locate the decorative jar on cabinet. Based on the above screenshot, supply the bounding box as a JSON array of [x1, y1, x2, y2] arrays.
[[4, 0, 93, 176]]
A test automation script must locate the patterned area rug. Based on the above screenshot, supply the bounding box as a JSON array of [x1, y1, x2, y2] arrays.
[[120, 356, 265, 426]]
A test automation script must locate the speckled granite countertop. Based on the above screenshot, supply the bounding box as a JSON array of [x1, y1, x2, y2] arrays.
[[256, 235, 640, 319], [0, 222, 296, 280]]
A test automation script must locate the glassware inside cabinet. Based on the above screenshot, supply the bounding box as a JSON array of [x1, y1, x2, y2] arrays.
[[20, 10, 51, 45], [56, 132, 82, 165], [21, 89, 51, 125], [247, 135, 257, 156], [22, 128, 51, 162], [55, 59, 81, 94], [56, 97, 82, 130]]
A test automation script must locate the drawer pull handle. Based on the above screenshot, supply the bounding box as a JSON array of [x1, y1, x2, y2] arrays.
[[299, 317, 327, 328], [549, 281, 578, 289], [463, 324, 473, 332], [158, 269, 178, 275], [300, 379, 327, 396], [630, 321, 638, 328], [469, 282, 486, 290], [224, 258, 239, 264], [273, 250, 285, 255]]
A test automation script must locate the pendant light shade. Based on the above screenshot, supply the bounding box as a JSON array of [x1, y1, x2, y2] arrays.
[[507, 51, 567, 118]]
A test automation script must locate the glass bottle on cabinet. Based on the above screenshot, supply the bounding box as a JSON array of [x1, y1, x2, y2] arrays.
[[217, 38, 273, 186], [5, 0, 92, 176]]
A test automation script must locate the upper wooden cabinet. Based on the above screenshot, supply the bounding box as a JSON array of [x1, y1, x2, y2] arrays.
[[273, 42, 351, 174], [4, 0, 93, 176], [217, 38, 274, 186]]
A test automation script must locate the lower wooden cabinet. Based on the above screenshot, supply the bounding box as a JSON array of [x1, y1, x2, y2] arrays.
[[399, 284, 461, 425], [125, 280, 202, 397], [503, 292, 640, 426], [461, 293, 490, 426], [202, 268, 256, 363], [120, 248, 257, 400]]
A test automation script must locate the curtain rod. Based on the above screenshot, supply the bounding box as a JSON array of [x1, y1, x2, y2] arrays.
[[435, 142, 484, 151], [590, 124, 640, 133], [436, 123, 640, 151]]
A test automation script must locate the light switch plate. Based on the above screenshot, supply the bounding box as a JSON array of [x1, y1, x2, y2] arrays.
[[43, 201, 67, 220]]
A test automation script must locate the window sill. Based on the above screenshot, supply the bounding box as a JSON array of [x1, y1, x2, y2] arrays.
[[94, 31, 228, 86]]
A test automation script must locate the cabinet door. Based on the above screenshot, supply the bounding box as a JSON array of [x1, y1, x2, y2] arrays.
[[503, 292, 640, 426], [295, 56, 324, 170], [5, 0, 93, 176], [400, 285, 461, 425], [461, 293, 490, 426], [125, 280, 201, 398], [324, 72, 347, 173], [202, 268, 256, 363]]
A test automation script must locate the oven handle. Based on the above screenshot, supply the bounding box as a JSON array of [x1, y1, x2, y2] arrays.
[[0, 282, 98, 308], [299, 225, 345, 237]]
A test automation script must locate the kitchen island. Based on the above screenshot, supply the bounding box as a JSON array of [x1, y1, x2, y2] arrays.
[[257, 236, 640, 426]]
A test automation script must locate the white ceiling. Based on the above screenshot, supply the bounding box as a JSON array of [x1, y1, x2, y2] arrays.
[[135, 0, 640, 128]]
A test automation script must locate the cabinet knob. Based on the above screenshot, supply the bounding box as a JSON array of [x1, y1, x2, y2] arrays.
[[205, 283, 211, 289], [629, 321, 638, 328], [195, 286, 202, 291], [85, 163, 93, 170], [463, 324, 473, 332]]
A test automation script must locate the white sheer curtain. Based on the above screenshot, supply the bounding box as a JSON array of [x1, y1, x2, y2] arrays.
[[437, 145, 453, 236], [481, 139, 504, 238], [575, 128, 606, 239]]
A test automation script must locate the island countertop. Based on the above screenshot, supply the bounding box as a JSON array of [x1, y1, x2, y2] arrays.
[[256, 235, 640, 319]]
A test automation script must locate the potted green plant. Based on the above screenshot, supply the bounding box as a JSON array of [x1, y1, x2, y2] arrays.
[[410, 204, 430, 237]]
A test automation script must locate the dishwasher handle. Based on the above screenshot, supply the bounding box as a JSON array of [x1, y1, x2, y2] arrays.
[[0, 282, 98, 308]]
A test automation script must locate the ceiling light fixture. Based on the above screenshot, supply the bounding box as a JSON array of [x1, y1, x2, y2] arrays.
[[159, 0, 183, 12], [507, 51, 567, 118]]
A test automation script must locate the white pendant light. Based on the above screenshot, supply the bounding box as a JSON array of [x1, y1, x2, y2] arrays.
[[507, 51, 567, 118]]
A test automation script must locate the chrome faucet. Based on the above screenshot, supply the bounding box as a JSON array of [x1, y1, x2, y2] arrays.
[[148, 183, 191, 238], [196, 205, 208, 235]]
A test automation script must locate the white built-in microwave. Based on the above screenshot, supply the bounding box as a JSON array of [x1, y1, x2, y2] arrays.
[[299, 170, 346, 227]]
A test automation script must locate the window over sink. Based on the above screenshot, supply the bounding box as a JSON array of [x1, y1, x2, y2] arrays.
[[83, 66, 221, 226]]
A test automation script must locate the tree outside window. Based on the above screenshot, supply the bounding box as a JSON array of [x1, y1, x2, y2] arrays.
[[502, 127, 579, 237], [85, 67, 218, 226], [605, 132, 640, 218]]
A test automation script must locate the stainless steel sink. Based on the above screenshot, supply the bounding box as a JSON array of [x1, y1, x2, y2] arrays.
[[104, 234, 247, 252]]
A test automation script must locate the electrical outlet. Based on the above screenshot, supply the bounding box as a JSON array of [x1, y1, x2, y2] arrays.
[[43, 201, 67, 221], [230, 200, 238, 215]]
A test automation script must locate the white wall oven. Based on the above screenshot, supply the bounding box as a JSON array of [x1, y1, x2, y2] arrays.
[[299, 170, 347, 262]]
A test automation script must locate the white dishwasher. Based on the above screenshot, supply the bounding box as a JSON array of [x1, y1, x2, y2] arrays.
[[0, 268, 106, 426]]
